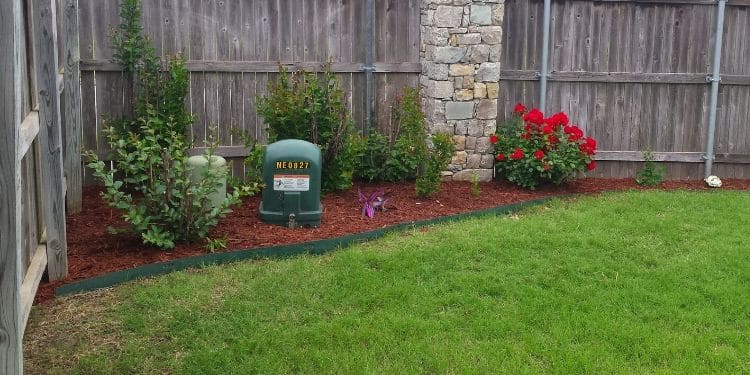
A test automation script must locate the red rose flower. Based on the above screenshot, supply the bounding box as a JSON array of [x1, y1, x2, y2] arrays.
[[586, 160, 597, 171], [547, 134, 559, 145], [490, 134, 499, 144], [514, 103, 527, 115], [542, 124, 554, 135], [579, 137, 597, 155], [520, 132, 531, 140], [496, 153, 506, 161], [546, 112, 569, 128], [523, 109, 545, 125], [564, 125, 584, 142], [533, 150, 545, 160], [510, 148, 524, 160]]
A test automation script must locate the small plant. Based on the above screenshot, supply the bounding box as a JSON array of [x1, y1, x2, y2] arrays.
[[257, 66, 356, 192], [470, 172, 481, 197], [416, 133, 455, 198], [493, 103, 597, 189], [86, 0, 239, 249], [358, 189, 389, 218], [636, 149, 666, 186], [204, 236, 228, 253], [353, 87, 432, 183]]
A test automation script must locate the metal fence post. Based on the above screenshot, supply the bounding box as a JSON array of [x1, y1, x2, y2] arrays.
[[704, 0, 727, 178]]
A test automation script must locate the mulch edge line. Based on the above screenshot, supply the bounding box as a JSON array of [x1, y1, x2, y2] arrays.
[[55, 196, 562, 297]]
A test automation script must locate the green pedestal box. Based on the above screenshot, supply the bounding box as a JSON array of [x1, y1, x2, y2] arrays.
[[259, 139, 323, 227]]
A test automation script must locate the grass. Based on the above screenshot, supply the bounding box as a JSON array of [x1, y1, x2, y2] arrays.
[[25, 190, 750, 374]]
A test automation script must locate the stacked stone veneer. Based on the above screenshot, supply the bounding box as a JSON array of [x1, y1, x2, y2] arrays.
[[420, 0, 503, 182]]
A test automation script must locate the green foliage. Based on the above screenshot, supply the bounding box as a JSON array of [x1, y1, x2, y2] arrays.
[[87, 117, 239, 249], [470, 172, 481, 197], [257, 66, 355, 192], [354, 87, 439, 184], [85, 0, 238, 249], [636, 149, 666, 186], [109, 0, 192, 137], [415, 133, 455, 198], [204, 236, 228, 253]]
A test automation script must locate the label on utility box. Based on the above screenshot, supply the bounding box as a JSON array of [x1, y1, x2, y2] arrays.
[[273, 174, 310, 192]]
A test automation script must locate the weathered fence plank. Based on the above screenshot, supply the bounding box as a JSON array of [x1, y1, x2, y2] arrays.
[[33, 0, 69, 281], [63, 0, 83, 213], [0, 0, 24, 372]]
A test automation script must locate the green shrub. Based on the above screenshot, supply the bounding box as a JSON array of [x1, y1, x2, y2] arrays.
[[493, 104, 597, 189], [354, 87, 432, 183], [86, 0, 238, 249], [416, 133, 455, 198], [257, 67, 355, 192], [636, 149, 666, 186]]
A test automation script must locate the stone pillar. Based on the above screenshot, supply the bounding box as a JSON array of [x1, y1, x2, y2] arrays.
[[420, 0, 504, 182]]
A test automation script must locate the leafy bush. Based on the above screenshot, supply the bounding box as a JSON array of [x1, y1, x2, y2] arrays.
[[493, 103, 597, 189], [257, 67, 355, 192], [636, 149, 666, 186], [88, 115, 239, 249], [416, 133, 455, 198], [354, 87, 432, 183], [86, 0, 238, 249]]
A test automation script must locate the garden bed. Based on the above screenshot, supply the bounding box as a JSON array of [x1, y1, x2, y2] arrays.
[[37, 178, 750, 303]]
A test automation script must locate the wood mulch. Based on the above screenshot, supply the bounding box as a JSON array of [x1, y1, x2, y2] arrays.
[[36, 178, 750, 304]]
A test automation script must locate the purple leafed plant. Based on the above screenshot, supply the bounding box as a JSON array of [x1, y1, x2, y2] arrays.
[[358, 189, 389, 218]]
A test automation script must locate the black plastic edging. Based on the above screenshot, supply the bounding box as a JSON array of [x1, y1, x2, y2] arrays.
[[56, 197, 560, 297]]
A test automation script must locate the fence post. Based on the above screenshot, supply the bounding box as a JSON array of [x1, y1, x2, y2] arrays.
[[704, 0, 727, 178], [539, 0, 551, 112], [364, 0, 375, 134], [0, 0, 25, 372], [63, 0, 83, 213], [33, 0, 69, 281]]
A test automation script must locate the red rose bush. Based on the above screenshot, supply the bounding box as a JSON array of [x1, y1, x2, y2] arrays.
[[492, 104, 597, 189]]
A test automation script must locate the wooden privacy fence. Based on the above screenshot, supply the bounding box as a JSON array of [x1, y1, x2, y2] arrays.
[[1, 0, 79, 372], [499, 0, 750, 179], [78, 0, 421, 181]]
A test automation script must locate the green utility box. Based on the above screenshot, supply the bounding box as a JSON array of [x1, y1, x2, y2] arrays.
[[187, 154, 227, 209], [259, 139, 323, 227]]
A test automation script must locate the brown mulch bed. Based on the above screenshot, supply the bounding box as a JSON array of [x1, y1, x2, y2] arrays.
[[36, 178, 750, 304]]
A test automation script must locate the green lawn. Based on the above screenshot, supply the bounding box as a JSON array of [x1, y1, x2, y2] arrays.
[[26, 190, 750, 374]]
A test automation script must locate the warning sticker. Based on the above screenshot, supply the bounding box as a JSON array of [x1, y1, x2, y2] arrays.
[[273, 174, 310, 192]]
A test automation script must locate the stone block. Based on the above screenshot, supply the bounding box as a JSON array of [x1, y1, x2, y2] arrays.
[[428, 80, 455, 99], [479, 26, 503, 45], [434, 47, 467, 64], [466, 136, 477, 150], [476, 62, 500, 82], [480, 154, 495, 169], [434, 6, 464, 28], [474, 83, 487, 98], [453, 169, 493, 182], [467, 153, 482, 169], [466, 45, 490, 63], [445, 101, 475, 120], [449, 63, 475, 76], [475, 136, 492, 153], [453, 135, 466, 151], [476, 99, 498, 120], [456, 33, 481, 45], [451, 150, 468, 165], [486, 82, 499, 99], [470, 5, 493, 26], [455, 89, 474, 101], [467, 120, 484, 137], [422, 62, 449, 80]]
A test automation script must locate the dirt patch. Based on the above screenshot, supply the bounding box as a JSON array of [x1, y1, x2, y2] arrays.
[[36, 178, 750, 304]]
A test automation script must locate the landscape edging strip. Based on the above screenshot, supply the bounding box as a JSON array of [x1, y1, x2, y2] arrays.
[[55, 196, 559, 297]]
